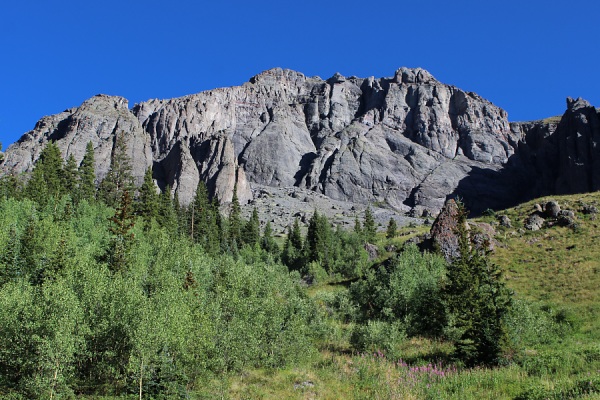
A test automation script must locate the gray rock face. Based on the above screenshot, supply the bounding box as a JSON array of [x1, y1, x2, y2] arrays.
[[430, 199, 461, 262], [3, 68, 600, 216], [2, 95, 152, 186]]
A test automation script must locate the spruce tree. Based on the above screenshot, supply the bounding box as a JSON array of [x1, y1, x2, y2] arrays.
[[261, 221, 280, 256], [228, 186, 243, 248], [108, 190, 136, 273], [0, 174, 22, 200], [443, 200, 512, 366], [306, 211, 334, 271], [99, 133, 134, 207], [158, 185, 178, 233], [78, 141, 96, 202], [353, 216, 363, 236], [242, 208, 260, 247], [137, 167, 159, 221], [62, 154, 79, 198], [363, 207, 377, 242], [0, 225, 20, 286], [25, 141, 64, 204], [282, 219, 304, 271], [386, 217, 397, 239]]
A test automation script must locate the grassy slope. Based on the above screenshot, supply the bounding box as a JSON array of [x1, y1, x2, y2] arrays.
[[195, 194, 600, 399], [488, 192, 600, 341]]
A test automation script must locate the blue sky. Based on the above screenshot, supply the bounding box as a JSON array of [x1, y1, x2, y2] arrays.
[[1, 0, 599, 148]]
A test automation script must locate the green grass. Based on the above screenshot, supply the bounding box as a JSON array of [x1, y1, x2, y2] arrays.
[[77, 194, 600, 399]]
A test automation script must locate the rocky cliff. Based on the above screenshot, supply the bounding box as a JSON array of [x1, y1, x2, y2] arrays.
[[2, 67, 599, 216]]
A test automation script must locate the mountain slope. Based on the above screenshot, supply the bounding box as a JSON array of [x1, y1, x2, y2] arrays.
[[2, 68, 599, 216]]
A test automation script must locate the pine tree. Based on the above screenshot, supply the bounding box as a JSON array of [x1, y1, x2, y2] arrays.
[[0, 174, 22, 200], [99, 133, 134, 207], [228, 186, 243, 248], [282, 219, 304, 271], [386, 217, 398, 239], [242, 208, 260, 247], [306, 210, 334, 271], [78, 141, 96, 202], [0, 225, 21, 285], [353, 216, 363, 237], [443, 200, 512, 366], [363, 207, 377, 242], [137, 167, 159, 221], [108, 190, 136, 273], [25, 141, 64, 204], [260, 221, 280, 256], [62, 154, 79, 198], [158, 185, 178, 233]]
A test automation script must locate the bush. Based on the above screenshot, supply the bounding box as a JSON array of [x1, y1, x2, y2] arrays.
[[349, 245, 446, 337], [350, 320, 406, 359]]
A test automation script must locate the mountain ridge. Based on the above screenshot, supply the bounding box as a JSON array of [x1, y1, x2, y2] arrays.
[[2, 67, 599, 219]]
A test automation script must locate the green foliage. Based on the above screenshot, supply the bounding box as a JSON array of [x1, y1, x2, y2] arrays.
[[350, 320, 406, 359], [0, 195, 321, 397], [443, 200, 512, 366], [228, 186, 243, 249], [78, 141, 96, 202], [282, 219, 304, 272], [242, 207, 260, 247], [260, 221, 280, 257], [157, 185, 178, 234], [363, 207, 376, 243], [189, 181, 219, 253], [305, 210, 335, 272], [136, 167, 159, 221], [107, 190, 136, 273], [98, 133, 134, 207], [24, 141, 64, 205], [386, 217, 397, 239], [349, 245, 447, 337]]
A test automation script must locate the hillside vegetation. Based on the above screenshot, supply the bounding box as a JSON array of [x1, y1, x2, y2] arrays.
[[0, 140, 599, 399]]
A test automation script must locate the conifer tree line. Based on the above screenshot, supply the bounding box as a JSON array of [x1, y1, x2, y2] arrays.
[[4, 138, 381, 280], [0, 139, 516, 397]]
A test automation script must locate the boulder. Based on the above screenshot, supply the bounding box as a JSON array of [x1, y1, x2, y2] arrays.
[[545, 201, 561, 218], [430, 199, 462, 262], [498, 215, 512, 228], [525, 213, 545, 231]]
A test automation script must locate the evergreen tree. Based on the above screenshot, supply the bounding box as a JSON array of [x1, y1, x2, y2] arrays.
[[0, 174, 22, 200], [78, 141, 96, 202], [443, 200, 512, 366], [20, 214, 43, 284], [108, 190, 136, 273], [190, 181, 219, 252], [305, 210, 334, 272], [353, 216, 363, 236], [158, 185, 178, 233], [62, 154, 79, 197], [228, 186, 243, 248], [242, 208, 260, 247], [282, 219, 304, 271], [260, 221, 280, 256], [0, 225, 21, 285], [24, 141, 64, 204], [99, 133, 134, 207], [363, 207, 377, 242], [137, 167, 159, 221], [386, 217, 398, 239]]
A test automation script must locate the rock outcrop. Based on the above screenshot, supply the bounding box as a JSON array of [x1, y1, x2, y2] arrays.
[[2, 68, 600, 217], [2, 95, 153, 187]]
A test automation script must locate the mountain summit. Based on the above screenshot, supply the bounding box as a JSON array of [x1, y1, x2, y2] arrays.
[[2, 68, 599, 215]]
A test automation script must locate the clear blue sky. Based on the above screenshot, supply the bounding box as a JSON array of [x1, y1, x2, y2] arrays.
[[1, 0, 599, 148]]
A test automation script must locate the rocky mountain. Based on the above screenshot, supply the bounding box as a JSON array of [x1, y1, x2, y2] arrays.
[[2, 67, 599, 220]]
